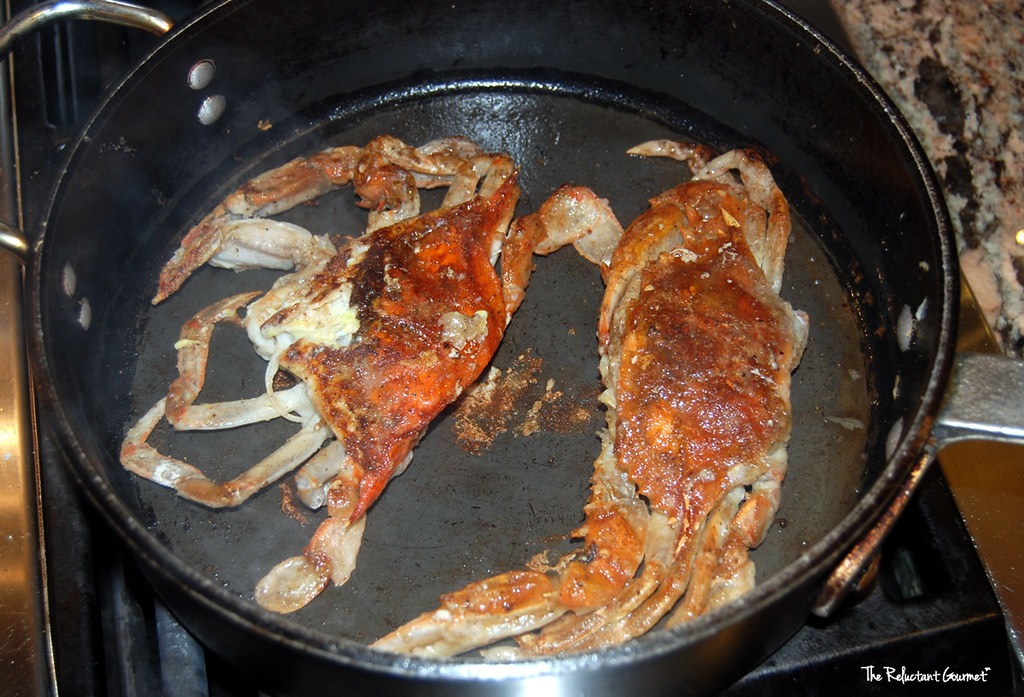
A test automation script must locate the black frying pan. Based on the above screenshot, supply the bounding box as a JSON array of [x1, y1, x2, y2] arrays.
[[6, 0, 1024, 695]]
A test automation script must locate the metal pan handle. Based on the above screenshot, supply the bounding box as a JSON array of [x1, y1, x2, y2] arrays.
[[933, 352, 1024, 444], [0, 5, 173, 691], [0, 222, 28, 261], [0, 1, 173, 261], [0, 0, 172, 60], [811, 350, 1024, 617]]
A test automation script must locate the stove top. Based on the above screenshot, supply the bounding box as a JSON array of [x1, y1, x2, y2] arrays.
[[1, 1, 1021, 696]]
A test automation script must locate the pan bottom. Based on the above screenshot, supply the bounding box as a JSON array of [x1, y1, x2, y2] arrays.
[[116, 81, 871, 646]]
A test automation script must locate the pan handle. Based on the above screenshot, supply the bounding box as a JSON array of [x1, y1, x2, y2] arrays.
[[0, 223, 28, 262], [0, 0, 173, 60], [0, 1, 174, 261], [811, 350, 1024, 617], [931, 352, 1024, 445]]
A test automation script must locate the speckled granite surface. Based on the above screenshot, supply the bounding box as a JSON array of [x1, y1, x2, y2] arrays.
[[832, 0, 1024, 357]]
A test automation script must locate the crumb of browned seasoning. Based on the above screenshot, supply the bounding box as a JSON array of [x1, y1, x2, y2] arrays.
[[518, 379, 562, 437], [450, 368, 503, 454], [516, 378, 557, 438], [537, 392, 593, 435], [526, 550, 558, 573], [452, 348, 600, 453], [519, 378, 595, 437], [279, 481, 310, 527], [451, 351, 543, 453]]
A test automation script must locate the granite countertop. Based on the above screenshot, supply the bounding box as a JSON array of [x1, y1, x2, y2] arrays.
[[829, 0, 1024, 669], [831, 0, 1024, 358]]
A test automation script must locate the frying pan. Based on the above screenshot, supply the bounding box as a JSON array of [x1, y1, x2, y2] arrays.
[[3, 0, 1024, 695]]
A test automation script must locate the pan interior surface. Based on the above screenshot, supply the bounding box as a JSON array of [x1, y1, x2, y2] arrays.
[[108, 84, 872, 646]]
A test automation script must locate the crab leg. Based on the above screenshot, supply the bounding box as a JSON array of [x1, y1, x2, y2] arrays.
[[501, 184, 623, 315], [122, 287, 338, 508], [255, 440, 366, 613], [202, 220, 334, 273], [166, 291, 261, 425], [154, 136, 490, 303], [508, 512, 679, 656], [528, 460, 790, 652], [294, 440, 348, 509], [374, 571, 565, 659], [120, 397, 331, 508], [161, 291, 317, 430], [590, 469, 775, 644], [257, 447, 418, 613], [543, 490, 744, 652], [167, 386, 311, 431]]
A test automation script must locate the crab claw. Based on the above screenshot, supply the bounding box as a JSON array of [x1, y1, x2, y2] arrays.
[[255, 515, 367, 613], [371, 570, 563, 658], [254, 556, 331, 614]]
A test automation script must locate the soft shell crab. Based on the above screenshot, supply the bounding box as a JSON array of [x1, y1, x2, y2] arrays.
[[120, 135, 619, 613], [373, 142, 809, 656]]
